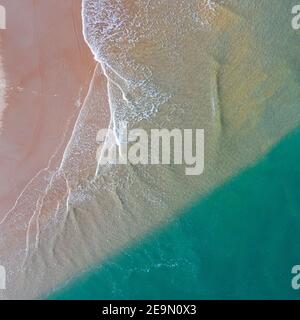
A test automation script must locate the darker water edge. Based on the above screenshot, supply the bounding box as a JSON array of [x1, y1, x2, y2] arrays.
[[48, 125, 300, 300]]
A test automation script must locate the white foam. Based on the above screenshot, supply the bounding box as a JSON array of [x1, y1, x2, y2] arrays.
[[81, 0, 221, 149]]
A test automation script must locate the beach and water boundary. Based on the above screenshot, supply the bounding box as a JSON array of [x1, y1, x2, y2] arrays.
[[0, 0, 300, 299], [49, 125, 300, 300]]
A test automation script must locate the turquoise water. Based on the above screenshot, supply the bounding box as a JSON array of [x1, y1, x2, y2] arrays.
[[49, 126, 300, 300]]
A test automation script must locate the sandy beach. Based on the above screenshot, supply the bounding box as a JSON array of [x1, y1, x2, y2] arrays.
[[0, 0, 97, 298], [0, 0, 95, 216]]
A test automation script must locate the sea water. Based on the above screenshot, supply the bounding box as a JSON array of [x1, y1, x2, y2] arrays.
[[47, 0, 300, 299]]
